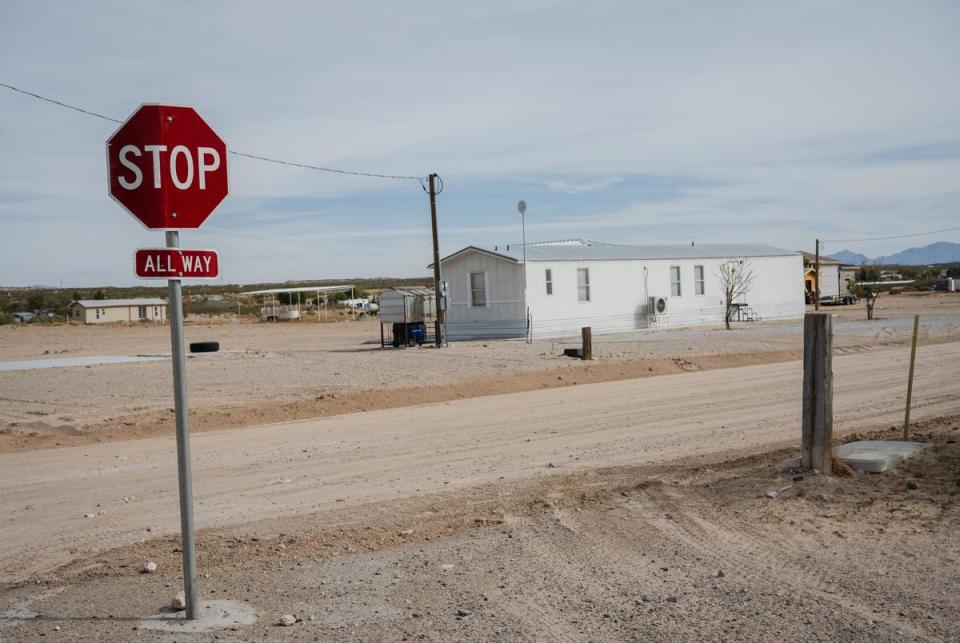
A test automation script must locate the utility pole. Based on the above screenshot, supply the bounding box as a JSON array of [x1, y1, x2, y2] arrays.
[[428, 173, 445, 347], [814, 238, 821, 311]]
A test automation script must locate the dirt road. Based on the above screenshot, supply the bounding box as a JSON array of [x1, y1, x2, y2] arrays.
[[3, 342, 957, 586], [3, 292, 959, 453]]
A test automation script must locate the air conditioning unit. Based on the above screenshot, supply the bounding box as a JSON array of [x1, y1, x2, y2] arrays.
[[648, 296, 668, 315]]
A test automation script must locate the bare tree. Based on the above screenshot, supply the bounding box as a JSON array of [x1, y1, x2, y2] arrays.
[[853, 259, 883, 321], [864, 287, 880, 320], [717, 259, 756, 330]]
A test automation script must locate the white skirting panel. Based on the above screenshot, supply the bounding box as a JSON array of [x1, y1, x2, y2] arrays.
[[444, 300, 804, 341], [530, 300, 804, 340], [445, 320, 527, 340]]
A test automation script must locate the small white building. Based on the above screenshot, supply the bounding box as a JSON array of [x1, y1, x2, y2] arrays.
[[434, 240, 805, 340], [69, 298, 167, 324], [801, 251, 842, 300]]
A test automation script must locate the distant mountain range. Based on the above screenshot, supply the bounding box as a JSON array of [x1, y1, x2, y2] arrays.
[[831, 241, 960, 266]]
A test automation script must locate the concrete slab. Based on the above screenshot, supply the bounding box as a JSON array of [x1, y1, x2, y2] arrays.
[[0, 355, 166, 371], [834, 440, 930, 473], [138, 599, 257, 633]]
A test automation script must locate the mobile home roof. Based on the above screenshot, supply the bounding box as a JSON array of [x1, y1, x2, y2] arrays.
[[436, 240, 799, 265]]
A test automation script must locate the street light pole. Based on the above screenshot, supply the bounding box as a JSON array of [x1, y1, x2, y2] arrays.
[[517, 200, 529, 343]]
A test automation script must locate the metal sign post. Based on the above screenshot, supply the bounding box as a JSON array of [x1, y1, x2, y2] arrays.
[[106, 104, 229, 621], [165, 230, 200, 618]]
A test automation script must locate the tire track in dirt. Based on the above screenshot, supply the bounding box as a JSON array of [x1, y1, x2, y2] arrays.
[[622, 486, 938, 640]]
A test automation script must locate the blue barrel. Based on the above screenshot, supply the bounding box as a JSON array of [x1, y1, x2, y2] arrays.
[[409, 322, 426, 345]]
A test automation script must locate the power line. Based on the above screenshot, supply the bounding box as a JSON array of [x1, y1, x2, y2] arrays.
[[0, 81, 422, 182], [227, 151, 420, 181], [823, 225, 960, 245], [0, 81, 122, 123]]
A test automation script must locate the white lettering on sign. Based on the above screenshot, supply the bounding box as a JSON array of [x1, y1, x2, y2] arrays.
[[197, 147, 220, 189], [143, 253, 175, 273], [170, 145, 194, 190], [180, 254, 214, 273], [143, 145, 168, 189], [118, 145, 143, 190], [117, 145, 221, 191]]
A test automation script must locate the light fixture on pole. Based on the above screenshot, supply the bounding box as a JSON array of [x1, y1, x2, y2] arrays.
[[517, 199, 530, 342]]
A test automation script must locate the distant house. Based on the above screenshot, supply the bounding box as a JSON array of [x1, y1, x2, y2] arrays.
[[839, 265, 858, 295], [433, 239, 804, 340], [68, 299, 167, 324], [800, 252, 843, 300]]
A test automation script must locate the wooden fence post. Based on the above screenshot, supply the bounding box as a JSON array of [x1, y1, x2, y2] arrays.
[[581, 326, 592, 361], [903, 314, 919, 439], [802, 313, 833, 473]]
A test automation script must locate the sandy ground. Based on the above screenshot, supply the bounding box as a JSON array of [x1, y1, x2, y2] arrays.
[[0, 294, 958, 640], [0, 343, 960, 640], [1, 416, 958, 640], [2, 292, 959, 452]]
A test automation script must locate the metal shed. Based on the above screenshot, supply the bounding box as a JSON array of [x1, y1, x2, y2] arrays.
[[378, 288, 436, 347]]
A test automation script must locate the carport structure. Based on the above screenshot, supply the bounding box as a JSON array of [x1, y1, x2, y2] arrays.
[[238, 285, 355, 321]]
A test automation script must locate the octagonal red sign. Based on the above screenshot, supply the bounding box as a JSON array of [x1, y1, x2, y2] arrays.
[[107, 105, 228, 229]]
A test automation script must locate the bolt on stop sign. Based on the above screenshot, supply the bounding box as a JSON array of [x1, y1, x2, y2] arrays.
[[107, 105, 228, 229]]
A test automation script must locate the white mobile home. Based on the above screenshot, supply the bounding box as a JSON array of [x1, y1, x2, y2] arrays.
[[435, 240, 804, 340], [69, 298, 167, 324]]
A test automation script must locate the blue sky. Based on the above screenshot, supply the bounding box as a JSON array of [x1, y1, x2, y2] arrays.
[[1, 1, 959, 286]]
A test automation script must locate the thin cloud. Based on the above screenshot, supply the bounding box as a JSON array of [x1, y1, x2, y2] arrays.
[[1, 1, 959, 284]]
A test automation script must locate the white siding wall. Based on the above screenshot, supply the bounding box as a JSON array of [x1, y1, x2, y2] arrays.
[[442, 252, 526, 339], [818, 264, 841, 298], [440, 250, 804, 340], [525, 254, 804, 339], [73, 304, 167, 324]]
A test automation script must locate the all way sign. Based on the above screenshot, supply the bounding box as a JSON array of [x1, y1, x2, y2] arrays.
[[135, 248, 219, 279]]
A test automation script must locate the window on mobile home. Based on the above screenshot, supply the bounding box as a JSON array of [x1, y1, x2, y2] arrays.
[[577, 268, 590, 302], [470, 272, 487, 307], [671, 266, 682, 297]]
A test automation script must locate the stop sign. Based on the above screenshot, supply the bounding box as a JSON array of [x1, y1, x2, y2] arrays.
[[107, 105, 228, 229]]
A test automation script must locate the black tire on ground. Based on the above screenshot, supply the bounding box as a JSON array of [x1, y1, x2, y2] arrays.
[[189, 341, 220, 353]]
